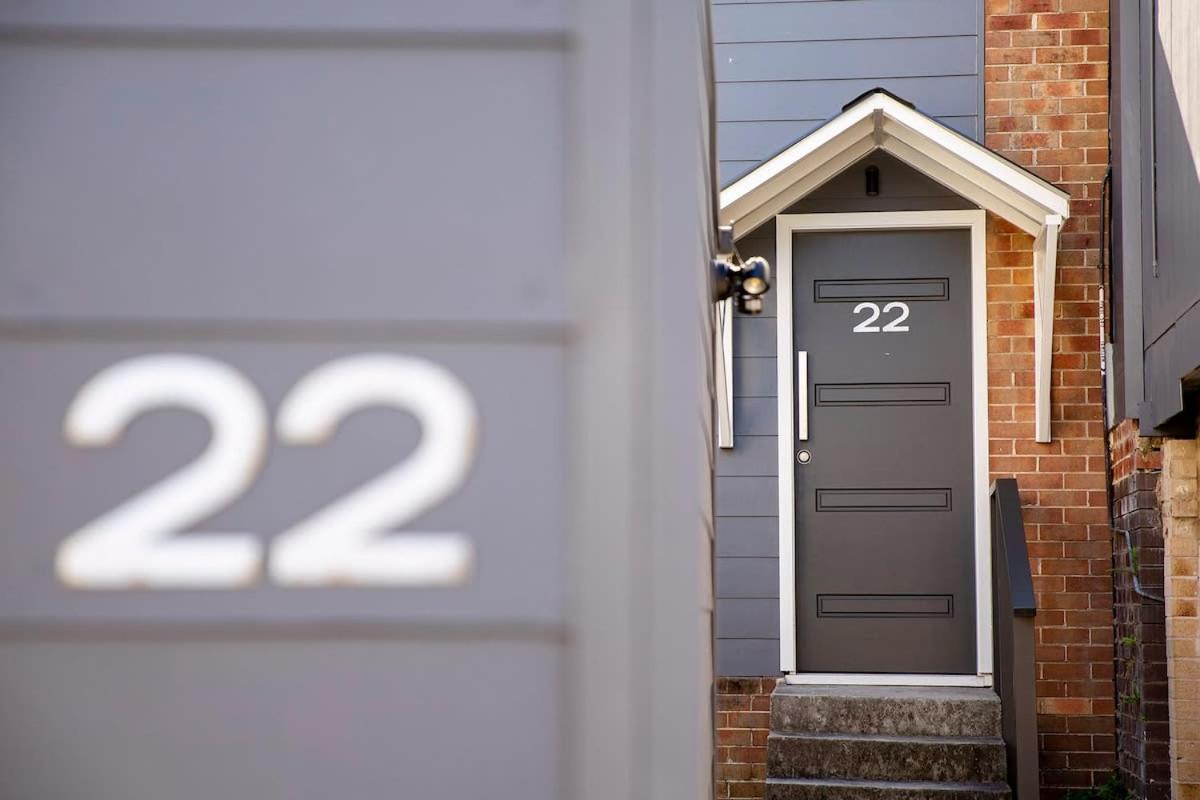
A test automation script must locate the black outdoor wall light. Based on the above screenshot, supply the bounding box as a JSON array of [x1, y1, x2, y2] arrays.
[[865, 164, 880, 196], [712, 225, 772, 315]]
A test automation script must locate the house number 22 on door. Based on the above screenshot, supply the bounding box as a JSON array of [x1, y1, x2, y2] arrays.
[[851, 301, 910, 333], [56, 354, 479, 591]]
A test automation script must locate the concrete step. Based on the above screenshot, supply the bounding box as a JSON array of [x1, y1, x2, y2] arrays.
[[766, 777, 1011, 800], [767, 732, 1007, 784], [771, 685, 1002, 738]]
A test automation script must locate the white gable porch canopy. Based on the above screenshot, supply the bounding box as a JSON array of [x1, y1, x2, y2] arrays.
[[716, 90, 1072, 443]]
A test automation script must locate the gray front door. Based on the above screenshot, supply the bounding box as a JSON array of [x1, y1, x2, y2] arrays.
[[791, 227, 976, 675]]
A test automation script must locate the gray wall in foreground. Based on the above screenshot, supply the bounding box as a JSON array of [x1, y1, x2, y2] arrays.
[[0, 1, 717, 797], [712, 0, 984, 186], [0, 5, 571, 797], [714, 154, 975, 676]]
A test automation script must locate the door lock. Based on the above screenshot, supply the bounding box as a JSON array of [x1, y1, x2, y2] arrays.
[[796, 449, 812, 465]]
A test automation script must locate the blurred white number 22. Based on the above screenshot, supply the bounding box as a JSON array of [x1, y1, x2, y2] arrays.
[[56, 354, 479, 590]]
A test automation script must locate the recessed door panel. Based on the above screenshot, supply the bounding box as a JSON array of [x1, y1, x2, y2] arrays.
[[792, 228, 975, 675]]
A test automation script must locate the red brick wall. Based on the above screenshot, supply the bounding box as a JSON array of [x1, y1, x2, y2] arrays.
[[715, 678, 774, 800], [1112, 417, 1164, 485], [984, 1, 1114, 796]]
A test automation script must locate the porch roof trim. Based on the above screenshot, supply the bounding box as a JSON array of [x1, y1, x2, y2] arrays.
[[715, 91, 1071, 446]]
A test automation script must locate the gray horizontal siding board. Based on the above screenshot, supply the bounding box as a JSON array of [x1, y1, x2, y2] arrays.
[[0, 339, 566, 625], [713, 0, 978, 44], [717, 476, 778, 517], [733, 356, 777, 397], [716, 557, 779, 598], [716, 517, 779, 557], [0, 0, 566, 34], [717, 74, 980, 122], [716, 638, 780, 677], [0, 43, 567, 325], [733, 397, 777, 436], [716, 434, 777, 476], [717, 599, 780, 639], [719, 114, 976, 161], [732, 317, 777, 357], [0, 638, 564, 799], [721, 161, 759, 185], [716, 36, 976, 83]]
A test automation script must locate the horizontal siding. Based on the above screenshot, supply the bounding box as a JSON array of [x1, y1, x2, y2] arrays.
[[716, 36, 976, 83], [716, 476, 778, 516], [715, 517, 778, 558], [732, 316, 777, 357], [0, 43, 568, 326], [733, 357, 777, 397], [716, 638, 780, 677], [0, 0, 567, 34], [713, 0, 975, 41], [716, 558, 779, 598], [713, 0, 983, 186], [715, 433, 776, 476], [716, 599, 779, 639], [717, 74, 979, 123]]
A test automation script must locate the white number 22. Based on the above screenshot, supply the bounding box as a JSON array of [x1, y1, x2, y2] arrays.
[[851, 301, 910, 333], [57, 354, 478, 590]]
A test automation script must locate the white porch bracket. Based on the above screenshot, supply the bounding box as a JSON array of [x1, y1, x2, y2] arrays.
[[716, 298, 734, 448], [714, 90, 1072, 447], [1034, 218, 1061, 443]]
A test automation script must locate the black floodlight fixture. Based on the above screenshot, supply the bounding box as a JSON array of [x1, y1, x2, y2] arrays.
[[712, 255, 772, 315]]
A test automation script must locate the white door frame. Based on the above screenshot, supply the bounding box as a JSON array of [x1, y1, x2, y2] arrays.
[[775, 210, 993, 688]]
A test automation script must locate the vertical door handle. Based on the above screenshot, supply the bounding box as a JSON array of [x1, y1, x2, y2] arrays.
[[797, 351, 808, 441]]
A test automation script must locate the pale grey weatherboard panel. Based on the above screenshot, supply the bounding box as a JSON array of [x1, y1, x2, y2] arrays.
[[713, 0, 979, 43], [718, 74, 980, 123], [733, 397, 777, 436], [716, 558, 779, 599], [0, 0, 566, 33], [716, 477, 778, 518], [732, 317, 778, 357], [0, 339, 564, 625], [717, 599, 780, 639], [733, 357, 777, 398], [716, 434, 776, 476], [717, 638, 780, 677], [713, 0, 984, 202], [0, 639, 562, 800], [0, 42, 567, 325], [715, 517, 779, 558], [716, 37, 977, 83]]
